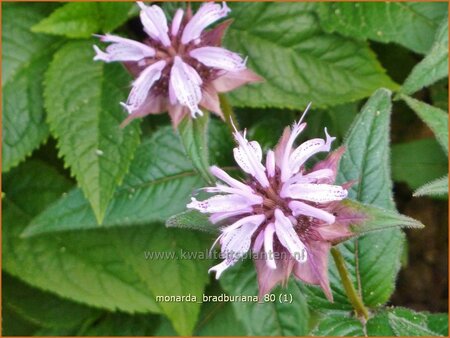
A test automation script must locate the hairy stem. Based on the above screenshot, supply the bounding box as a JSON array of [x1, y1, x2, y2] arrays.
[[219, 94, 239, 131], [331, 247, 369, 321]]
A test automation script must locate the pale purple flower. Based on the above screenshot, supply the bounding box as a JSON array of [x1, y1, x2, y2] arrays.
[[187, 106, 357, 300], [93, 2, 262, 127]]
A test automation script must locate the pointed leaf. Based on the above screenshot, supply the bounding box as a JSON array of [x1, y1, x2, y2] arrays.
[[44, 40, 141, 223], [2, 4, 60, 172], [402, 19, 448, 94], [22, 126, 202, 237], [316, 2, 447, 54], [342, 199, 425, 235], [414, 175, 448, 197], [2, 273, 99, 329], [178, 113, 215, 185], [32, 2, 134, 38], [305, 89, 406, 309], [3, 161, 211, 335], [224, 2, 397, 110], [366, 307, 447, 336], [166, 210, 218, 234], [401, 95, 448, 153]]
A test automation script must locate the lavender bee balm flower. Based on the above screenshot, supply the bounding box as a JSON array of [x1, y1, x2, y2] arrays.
[[94, 2, 262, 127], [188, 107, 356, 300]]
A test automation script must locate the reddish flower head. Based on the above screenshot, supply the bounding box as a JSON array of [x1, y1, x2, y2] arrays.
[[93, 2, 262, 127], [188, 107, 355, 300]]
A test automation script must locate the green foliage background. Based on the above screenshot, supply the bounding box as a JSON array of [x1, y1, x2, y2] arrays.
[[2, 1, 448, 336]]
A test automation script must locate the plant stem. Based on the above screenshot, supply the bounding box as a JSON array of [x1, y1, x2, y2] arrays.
[[331, 247, 369, 321], [219, 94, 239, 131]]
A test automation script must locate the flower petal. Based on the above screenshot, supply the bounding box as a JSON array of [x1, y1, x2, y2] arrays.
[[274, 209, 307, 263], [93, 35, 155, 62], [255, 252, 295, 298], [210, 165, 255, 193], [120, 60, 166, 114], [199, 84, 224, 118], [312, 146, 346, 184], [289, 200, 336, 224], [212, 68, 263, 92], [266, 150, 275, 178], [293, 241, 332, 301], [289, 128, 335, 174], [280, 121, 307, 182], [253, 230, 264, 253], [137, 2, 171, 46], [171, 8, 184, 36], [232, 127, 269, 187], [222, 214, 265, 234], [209, 207, 253, 224], [190, 46, 246, 72], [120, 94, 167, 128], [210, 221, 260, 279], [169, 56, 203, 117], [187, 194, 256, 213], [264, 223, 277, 269], [282, 183, 348, 202], [181, 2, 231, 44]]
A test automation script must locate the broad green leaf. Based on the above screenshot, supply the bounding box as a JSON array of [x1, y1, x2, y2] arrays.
[[224, 3, 397, 110], [316, 2, 448, 54], [401, 95, 448, 153], [310, 314, 364, 336], [392, 139, 448, 190], [341, 199, 424, 235], [366, 307, 446, 336], [312, 307, 447, 336], [414, 175, 448, 198], [178, 113, 215, 185], [402, 19, 448, 94], [44, 40, 141, 223], [32, 2, 134, 38], [3, 161, 211, 335], [166, 210, 218, 234], [305, 89, 405, 309], [2, 273, 100, 329], [2, 4, 60, 172], [22, 127, 202, 237], [220, 259, 310, 336]]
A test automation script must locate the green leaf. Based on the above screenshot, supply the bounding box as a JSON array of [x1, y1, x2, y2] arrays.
[[32, 2, 134, 38], [2, 273, 99, 329], [220, 259, 310, 336], [316, 3, 448, 54], [178, 113, 215, 185], [392, 139, 448, 190], [401, 95, 448, 153], [312, 307, 447, 336], [44, 40, 141, 223], [366, 307, 446, 336], [3, 161, 211, 335], [22, 127, 202, 237], [402, 19, 448, 94], [414, 175, 448, 198], [310, 314, 364, 336], [341, 199, 424, 235], [166, 210, 218, 234], [224, 2, 397, 110], [305, 89, 405, 309], [2, 4, 61, 172]]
